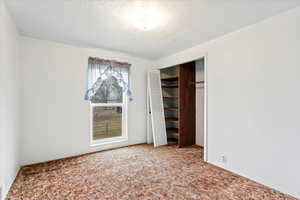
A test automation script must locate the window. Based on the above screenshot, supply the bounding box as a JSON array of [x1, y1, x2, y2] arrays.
[[85, 57, 131, 145], [90, 96, 127, 145], [92, 106, 122, 140]]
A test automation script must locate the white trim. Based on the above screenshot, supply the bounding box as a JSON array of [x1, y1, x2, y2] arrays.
[[203, 54, 208, 162], [89, 95, 128, 146], [90, 138, 128, 147]]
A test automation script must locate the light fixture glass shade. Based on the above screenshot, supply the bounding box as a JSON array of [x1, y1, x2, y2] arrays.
[[129, 6, 164, 31]]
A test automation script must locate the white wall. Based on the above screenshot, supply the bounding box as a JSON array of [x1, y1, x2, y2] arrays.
[[4, 2, 300, 199], [195, 59, 205, 147], [0, 0, 21, 199], [155, 7, 300, 199], [20, 37, 151, 166]]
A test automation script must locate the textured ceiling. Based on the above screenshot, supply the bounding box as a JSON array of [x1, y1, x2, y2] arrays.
[[6, 0, 300, 59]]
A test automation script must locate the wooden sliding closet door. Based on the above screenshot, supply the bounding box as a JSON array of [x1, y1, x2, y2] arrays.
[[179, 61, 196, 147]]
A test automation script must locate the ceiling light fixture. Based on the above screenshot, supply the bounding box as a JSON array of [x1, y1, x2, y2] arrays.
[[128, 6, 165, 31]]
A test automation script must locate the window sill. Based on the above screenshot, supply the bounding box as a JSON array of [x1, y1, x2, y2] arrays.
[[90, 137, 128, 147]]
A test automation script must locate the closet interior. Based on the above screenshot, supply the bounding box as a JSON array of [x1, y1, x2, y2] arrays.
[[160, 61, 196, 147]]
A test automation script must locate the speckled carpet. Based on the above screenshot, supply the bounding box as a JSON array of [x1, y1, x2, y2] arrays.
[[7, 144, 297, 200]]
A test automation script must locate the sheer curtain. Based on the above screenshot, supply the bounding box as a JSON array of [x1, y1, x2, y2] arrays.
[[84, 57, 132, 103]]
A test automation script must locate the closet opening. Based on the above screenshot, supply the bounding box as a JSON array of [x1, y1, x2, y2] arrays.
[[148, 57, 206, 160]]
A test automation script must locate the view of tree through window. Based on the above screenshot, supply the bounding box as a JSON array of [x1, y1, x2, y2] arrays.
[[92, 106, 122, 140], [91, 76, 123, 103]]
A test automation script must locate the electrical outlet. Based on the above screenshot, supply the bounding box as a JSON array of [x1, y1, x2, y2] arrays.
[[221, 155, 227, 164]]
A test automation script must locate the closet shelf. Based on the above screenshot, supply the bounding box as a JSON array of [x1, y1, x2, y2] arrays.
[[161, 76, 178, 81], [165, 117, 179, 123], [163, 96, 178, 99], [166, 127, 179, 134], [164, 106, 178, 110], [167, 138, 178, 145], [161, 84, 178, 88]]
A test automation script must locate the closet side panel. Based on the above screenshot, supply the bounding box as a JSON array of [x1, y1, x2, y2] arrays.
[[179, 62, 196, 147]]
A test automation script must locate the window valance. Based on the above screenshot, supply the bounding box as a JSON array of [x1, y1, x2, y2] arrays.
[[84, 57, 132, 103]]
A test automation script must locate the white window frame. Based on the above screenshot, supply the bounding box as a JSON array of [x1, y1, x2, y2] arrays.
[[90, 95, 128, 146]]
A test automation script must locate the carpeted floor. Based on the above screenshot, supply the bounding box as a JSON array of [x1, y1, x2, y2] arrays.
[[7, 144, 297, 200]]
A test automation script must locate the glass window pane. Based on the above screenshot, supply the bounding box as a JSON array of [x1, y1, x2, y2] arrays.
[[93, 106, 122, 140]]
